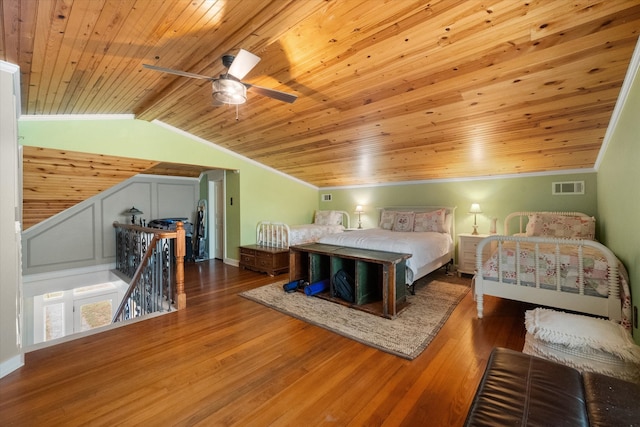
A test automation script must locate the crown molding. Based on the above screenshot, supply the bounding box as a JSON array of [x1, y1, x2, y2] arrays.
[[19, 114, 135, 121], [151, 120, 318, 190], [595, 35, 640, 170]]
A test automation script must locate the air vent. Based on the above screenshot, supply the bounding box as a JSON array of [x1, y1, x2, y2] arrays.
[[552, 181, 584, 195], [322, 194, 332, 202]]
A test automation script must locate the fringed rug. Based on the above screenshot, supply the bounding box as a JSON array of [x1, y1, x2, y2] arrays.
[[240, 275, 470, 360]]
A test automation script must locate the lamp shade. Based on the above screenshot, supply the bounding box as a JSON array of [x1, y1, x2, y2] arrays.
[[469, 203, 482, 214], [124, 206, 143, 215], [355, 205, 364, 213], [212, 78, 247, 104]]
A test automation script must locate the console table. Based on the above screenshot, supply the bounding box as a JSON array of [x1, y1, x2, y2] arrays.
[[289, 243, 411, 319]]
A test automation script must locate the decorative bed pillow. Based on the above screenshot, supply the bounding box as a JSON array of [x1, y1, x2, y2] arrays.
[[443, 213, 453, 234], [413, 209, 446, 232], [379, 210, 396, 230], [315, 210, 342, 225], [329, 210, 343, 225], [392, 212, 415, 232], [526, 214, 596, 240], [523, 308, 640, 382]]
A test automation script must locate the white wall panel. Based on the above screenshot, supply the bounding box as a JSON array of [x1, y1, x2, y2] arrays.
[[23, 175, 198, 275]]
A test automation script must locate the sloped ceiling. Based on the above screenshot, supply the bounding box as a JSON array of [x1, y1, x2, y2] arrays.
[[3, 1, 640, 190]]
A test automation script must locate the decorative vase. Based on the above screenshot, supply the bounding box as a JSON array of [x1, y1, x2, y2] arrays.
[[489, 217, 498, 234]]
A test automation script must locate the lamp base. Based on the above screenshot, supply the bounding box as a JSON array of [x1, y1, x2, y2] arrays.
[[471, 225, 479, 235]]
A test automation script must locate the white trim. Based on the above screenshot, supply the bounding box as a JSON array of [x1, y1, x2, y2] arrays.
[[151, 120, 318, 190], [595, 35, 640, 170], [22, 264, 119, 297], [0, 61, 21, 117], [136, 173, 199, 183], [0, 61, 19, 73], [0, 354, 24, 379], [25, 309, 169, 353], [320, 168, 596, 190], [22, 263, 115, 284], [224, 257, 239, 267], [18, 114, 135, 121]]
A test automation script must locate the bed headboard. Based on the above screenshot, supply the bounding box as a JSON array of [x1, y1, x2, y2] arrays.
[[377, 206, 457, 236], [504, 211, 594, 236], [334, 210, 351, 229]]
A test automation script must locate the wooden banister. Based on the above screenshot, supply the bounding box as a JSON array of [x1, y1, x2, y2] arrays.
[[112, 221, 187, 321]]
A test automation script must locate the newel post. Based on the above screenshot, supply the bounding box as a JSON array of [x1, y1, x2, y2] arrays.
[[175, 221, 187, 309]]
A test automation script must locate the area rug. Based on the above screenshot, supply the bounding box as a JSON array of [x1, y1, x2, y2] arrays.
[[240, 276, 470, 360]]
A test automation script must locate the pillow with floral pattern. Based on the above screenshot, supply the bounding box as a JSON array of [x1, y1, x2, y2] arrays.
[[526, 214, 595, 240], [413, 209, 446, 232], [379, 210, 396, 230], [392, 212, 415, 232]]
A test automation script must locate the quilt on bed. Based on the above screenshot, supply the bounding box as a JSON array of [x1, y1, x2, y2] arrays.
[[318, 228, 453, 284], [288, 224, 344, 246], [481, 241, 631, 328]]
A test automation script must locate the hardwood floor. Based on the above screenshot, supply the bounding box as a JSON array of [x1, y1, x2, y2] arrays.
[[0, 260, 530, 426]]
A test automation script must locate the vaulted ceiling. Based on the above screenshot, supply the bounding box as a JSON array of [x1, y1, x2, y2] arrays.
[[2, 0, 640, 189]]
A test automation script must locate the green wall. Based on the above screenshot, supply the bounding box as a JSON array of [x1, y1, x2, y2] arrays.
[[18, 119, 318, 259], [17, 93, 638, 342], [318, 172, 598, 239], [598, 62, 640, 342]]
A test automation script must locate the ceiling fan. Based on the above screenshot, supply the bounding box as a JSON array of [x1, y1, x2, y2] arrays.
[[143, 49, 297, 106]]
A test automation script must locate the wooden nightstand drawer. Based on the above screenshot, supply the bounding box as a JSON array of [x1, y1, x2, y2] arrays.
[[457, 233, 496, 276], [240, 253, 255, 265], [240, 247, 256, 257]]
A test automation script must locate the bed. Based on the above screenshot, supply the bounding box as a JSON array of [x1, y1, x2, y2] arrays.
[[317, 206, 456, 293], [473, 211, 631, 329], [256, 210, 350, 248]]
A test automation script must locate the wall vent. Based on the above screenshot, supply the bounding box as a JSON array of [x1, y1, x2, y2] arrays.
[[321, 194, 332, 202], [552, 181, 584, 195]]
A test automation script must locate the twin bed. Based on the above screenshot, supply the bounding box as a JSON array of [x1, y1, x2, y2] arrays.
[[256, 210, 350, 248], [474, 211, 631, 329]]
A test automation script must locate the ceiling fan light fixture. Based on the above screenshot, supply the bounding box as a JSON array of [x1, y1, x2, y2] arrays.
[[212, 78, 247, 105]]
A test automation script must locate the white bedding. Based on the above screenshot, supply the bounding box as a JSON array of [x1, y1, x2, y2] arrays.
[[318, 228, 453, 284]]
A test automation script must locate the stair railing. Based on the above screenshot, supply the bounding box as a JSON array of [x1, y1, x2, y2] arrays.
[[112, 221, 186, 323]]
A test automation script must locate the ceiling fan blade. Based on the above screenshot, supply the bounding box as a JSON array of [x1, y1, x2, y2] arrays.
[[227, 49, 260, 80], [247, 85, 298, 103], [143, 64, 213, 80]]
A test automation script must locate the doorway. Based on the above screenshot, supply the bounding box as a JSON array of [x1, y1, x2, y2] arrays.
[[207, 171, 225, 260]]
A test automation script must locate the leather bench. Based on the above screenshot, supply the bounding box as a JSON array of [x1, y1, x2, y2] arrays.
[[464, 347, 640, 426]]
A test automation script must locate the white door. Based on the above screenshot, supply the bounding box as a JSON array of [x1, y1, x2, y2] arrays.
[[210, 179, 224, 259], [73, 292, 118, 333]]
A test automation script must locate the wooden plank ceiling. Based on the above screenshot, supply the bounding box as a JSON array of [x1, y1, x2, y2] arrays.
[[3, 1, 640, 220]]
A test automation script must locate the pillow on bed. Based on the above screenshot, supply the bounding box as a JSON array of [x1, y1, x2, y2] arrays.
[[314, 210, 342, 225], [392, 212, 415, 232], [443, 213, 453, 234], [526, 214, 596, 239], [413, 209, 446, 233], [379, 210, 396, 230]]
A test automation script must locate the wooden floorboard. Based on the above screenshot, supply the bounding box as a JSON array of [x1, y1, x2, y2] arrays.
[[0, 260, 530, 426]]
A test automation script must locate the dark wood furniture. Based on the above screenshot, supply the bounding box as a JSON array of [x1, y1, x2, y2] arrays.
[[239, 244, 289, 276], [465, 347, 640, 427], [288, 243, 411, 319]]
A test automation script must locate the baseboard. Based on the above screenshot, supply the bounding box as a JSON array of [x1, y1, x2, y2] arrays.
[[0, 353, 24, 379]]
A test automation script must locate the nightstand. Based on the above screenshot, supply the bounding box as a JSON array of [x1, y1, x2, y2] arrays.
[[239, 245, 289, 276], [457, 233, 496, 277]]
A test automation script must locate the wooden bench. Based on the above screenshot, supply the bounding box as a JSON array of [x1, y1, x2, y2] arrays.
[[288, 243, 411, 319]]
